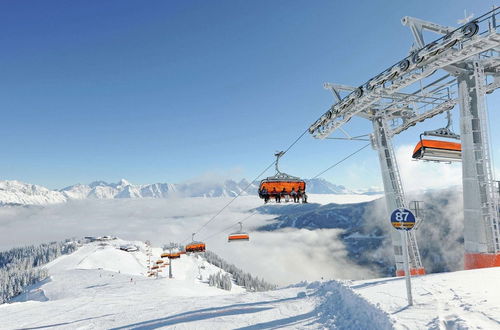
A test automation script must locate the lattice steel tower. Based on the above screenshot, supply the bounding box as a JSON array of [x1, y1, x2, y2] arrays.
[[309, 8, 500, 275]]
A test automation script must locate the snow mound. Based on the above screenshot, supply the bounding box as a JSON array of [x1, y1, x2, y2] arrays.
[[310, 281, 394, 329]]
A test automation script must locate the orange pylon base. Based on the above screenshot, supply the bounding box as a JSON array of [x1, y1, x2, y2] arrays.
[[464, 253, 500, 270], [396, 268, 426, 277]]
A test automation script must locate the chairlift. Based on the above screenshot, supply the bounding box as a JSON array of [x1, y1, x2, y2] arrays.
[[228, 222, 250, 242], [168, 252, 181, 259], [156, 260, 164, 264], [258, 151, 306, 203], [185, 233, 206, 253], [412, 111, 461, 162]]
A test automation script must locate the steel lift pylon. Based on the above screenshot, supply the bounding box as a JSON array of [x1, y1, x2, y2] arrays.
[[457, 60, 500, 268], [309, 8, 500, 275]]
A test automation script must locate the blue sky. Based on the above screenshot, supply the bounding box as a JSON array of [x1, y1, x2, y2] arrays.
[[1, 0, 499, 189]]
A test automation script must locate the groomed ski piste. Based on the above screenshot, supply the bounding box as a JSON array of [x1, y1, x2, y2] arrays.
[[1, 239, 499, 329]]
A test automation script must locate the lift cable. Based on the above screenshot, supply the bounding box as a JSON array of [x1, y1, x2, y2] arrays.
[[181, 128, 310, 244], [312, 143, 371, 179], [199, 142, 371, 242]]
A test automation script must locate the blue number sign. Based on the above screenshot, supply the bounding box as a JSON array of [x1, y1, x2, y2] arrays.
[[390, 208, 416, 231]]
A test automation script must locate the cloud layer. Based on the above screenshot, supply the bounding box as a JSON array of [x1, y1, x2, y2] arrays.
[[0, 196, 373, 285]]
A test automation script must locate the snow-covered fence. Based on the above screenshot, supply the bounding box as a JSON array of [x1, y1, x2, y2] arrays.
[[0, 239, 79, 304]]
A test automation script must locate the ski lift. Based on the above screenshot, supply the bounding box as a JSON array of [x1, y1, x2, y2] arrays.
[[151, 265, 159, 270], [258, 151, 306, 203], [412, 111, 461, 162], [156, 260, 164, 264], [160, 252, 169, 258], [228, 222, 250, 242], [185, 233, 206, 253]]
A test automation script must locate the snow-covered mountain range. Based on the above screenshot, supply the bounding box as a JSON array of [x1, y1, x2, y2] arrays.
[[0, 178, 365, 206]]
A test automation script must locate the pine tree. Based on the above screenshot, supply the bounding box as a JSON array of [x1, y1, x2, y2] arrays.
[[203, 250, 276, 292], [0, 239, 79, 304]]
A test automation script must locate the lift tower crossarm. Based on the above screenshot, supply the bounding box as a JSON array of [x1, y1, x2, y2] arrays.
[[401, 16, 454, 49], [309, 9, 500, 139]]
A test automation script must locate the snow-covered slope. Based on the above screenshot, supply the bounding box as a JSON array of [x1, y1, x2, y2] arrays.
[[1, 239, 499, 329], [1, 240, 316, 329], [349, 267, 500, 329]]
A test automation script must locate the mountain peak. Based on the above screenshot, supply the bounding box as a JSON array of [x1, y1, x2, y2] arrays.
[[117, 179, 131, 187], [89, 181, 109, 188]]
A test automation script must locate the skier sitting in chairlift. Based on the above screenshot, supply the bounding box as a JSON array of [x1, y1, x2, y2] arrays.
[[290, 187, 298, 203], [281, 187, 288, 202], [272, 187, 280, 203], [260, 187, 270, 203], [298, 188, 307, 203]]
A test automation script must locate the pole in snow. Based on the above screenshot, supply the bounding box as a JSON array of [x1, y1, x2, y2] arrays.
[[390, 208, 416, 306], [168, 242, 178, 279]]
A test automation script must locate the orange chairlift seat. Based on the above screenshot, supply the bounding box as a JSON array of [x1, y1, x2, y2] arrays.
[[161, 251, 181, 259], [258, 151, 306, 203], [412, 111, 461, 162], [185, 233, 206, 253], [228, 222, 250, 242], [168, 252, 181, 259], [412, 139, 461, 162]]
